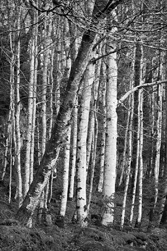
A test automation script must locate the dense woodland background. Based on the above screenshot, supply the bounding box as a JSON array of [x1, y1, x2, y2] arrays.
[[1, 0, 167, 250]]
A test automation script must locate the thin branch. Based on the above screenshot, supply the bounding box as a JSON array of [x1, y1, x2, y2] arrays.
[[118, 79, 167, 105]]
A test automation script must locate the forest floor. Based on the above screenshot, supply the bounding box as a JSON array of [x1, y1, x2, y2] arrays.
[[0, 181, 167, 250]]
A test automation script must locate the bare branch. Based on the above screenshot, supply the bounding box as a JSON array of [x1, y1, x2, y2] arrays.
[[118, 79, 167, 106]]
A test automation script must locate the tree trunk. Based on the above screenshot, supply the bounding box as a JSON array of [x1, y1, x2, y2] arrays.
[[101, 30, 117, 226], [15, 7, 23, 206], [98, 59, 106, 193], [87, 115, 98, 213], [120, 64, 135, 228], [68, 98, 78, 200], [23, 29, 35, 197], [60, 128, 71, 216], [76, 62, 95, 227]]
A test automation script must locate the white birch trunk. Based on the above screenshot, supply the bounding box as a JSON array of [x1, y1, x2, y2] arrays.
[[23, 35, 35, 197], [68, 98, 78, 200], [48, 51, 54, 139], [154, 83, 163, 207], [119, 105, 130, 187], [137, 88, 143, 226], [41, 35, 51, 156], [102, 36, 117, 226], [86, 54, 101, 177], [120, 54, 135, 227], [59, 19, 72, 215], [98, 60, 106, 193], [87, 115, 98, 213], [129, 43, 144, 226], [60, 128, 71, 216], [159, 81, 167, 225], [54, 17, 61, 116], [8, 28, 15, 204], [76, 63, 95, 227], [15, 7, 23, 206], [30, 10, 38, 184]]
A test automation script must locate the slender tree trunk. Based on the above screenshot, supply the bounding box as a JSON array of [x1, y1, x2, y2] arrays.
[[101, 31, 117, 226], [120, 83, 134, 227], [98, 60, 106, 193], [41, 24, 52, 157], [38, 13, 52, 225], [129, 43, 144, 226], [76, 62, 95, 227], [15, 7, 23, 206], [68, 98, 78, 200], [23, 30, 35, 197], [86, 53, 101, 177], [8, 28, 16, 204], [87, 115, 98, 213], [154, 84, 163, 208], [119, 102, 131, 187], [60, 128, 71, 216], [48, 51, 54, 139], [136, 88, 144, 227]]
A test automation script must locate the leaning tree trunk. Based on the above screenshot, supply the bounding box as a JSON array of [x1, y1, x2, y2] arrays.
[[16, 0, 123, 226]]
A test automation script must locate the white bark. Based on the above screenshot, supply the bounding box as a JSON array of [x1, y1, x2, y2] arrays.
[[120, 57, 135, 227], [68, 98, 78, 200], [86, 52, 101, 178], [119, 105, 130, 187], [15, 7, 23, 206], [137, 88, 143, 225], [154, 83, 163, 207], [98, 60, 106, 193], [48, 51, 54, 139], [87, 115, 98, 213], [30, 10, 38, 184], [129, 42, 144, 226], [23, 35, 35, 197], [102, 36, 117, 226], [41, 35, 51, 156], [76, 62, 95, 227], [7, 27, 16, 204], [60, 128, 71, 216]]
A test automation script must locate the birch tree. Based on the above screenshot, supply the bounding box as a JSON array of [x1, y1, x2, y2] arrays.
[[68, 99, 78, 200], [101, 24, 117, 226], [60, 19, 72, 216], [76, 62, 95, 227], [23, 23, 36, 197], [16, 0, 123, 226], [129, 42, 144, 226], [15, 5, 23, 206], [120, 45, 135, 228], [98, 59, 106, 193]]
